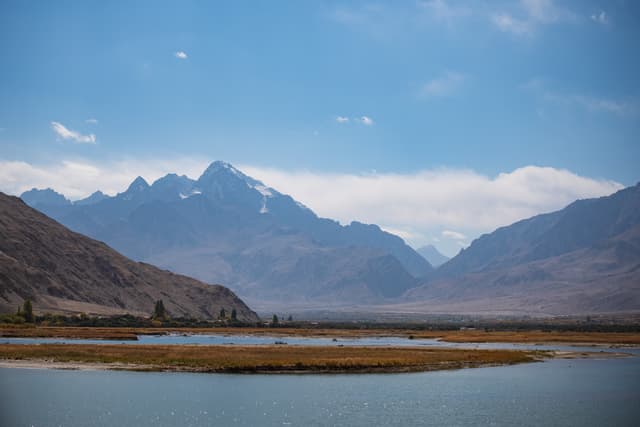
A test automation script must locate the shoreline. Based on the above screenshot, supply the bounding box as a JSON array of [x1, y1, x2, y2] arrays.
[[0, 344, 631, 375], [0, 344, 538, 375], [0, 358, 530, 374]]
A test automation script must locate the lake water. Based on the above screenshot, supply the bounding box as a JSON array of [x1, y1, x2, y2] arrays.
[[3, 333, 640, 355], [2, 335, 639, 425], [1, 357, 639, 426]]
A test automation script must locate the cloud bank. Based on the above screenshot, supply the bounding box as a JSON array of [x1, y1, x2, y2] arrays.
[[0, 158, 623, 255], [241, 165, 622, 250]]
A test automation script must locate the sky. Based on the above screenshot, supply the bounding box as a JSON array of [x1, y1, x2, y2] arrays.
[[1, 0, 638, 256]]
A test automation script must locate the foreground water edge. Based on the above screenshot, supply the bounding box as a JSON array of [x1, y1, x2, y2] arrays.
[[1, 356, 639, 427]]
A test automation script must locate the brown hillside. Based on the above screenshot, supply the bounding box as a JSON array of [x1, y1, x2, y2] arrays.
[[0, 193, 259, 321]]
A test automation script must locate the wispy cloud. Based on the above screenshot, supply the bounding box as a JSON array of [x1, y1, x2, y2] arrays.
[[421, 71, 466, 97], [50, 121, 96, 144], [591, 11, 608, 25], [174, 51, 188, 59], [491, 13, 532, 35], [85, 118, 98, 124], [491, 0, 576, 36], [330, 1, 472, 40], [563, 95, 634, 115], [524, 78, 637, 116], [521, 0, 573, 24], [336, 116, 350, 123]]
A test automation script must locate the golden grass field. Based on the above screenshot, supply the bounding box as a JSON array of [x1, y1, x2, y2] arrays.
[[0, 344, 538, 374], [1, 325, 640, 345]]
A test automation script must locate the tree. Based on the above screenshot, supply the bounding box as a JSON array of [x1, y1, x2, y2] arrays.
[[23, 299, 34, 323], [230, 308, 237, 321], [271, 314, 279, 325], [219, 308, 226, 319], [287, 315, 293, 322], [152, 299, 167, 320]]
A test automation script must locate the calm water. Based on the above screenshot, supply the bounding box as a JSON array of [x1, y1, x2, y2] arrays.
[[3, 334, 640, 355], [1, 357, 639, 426]]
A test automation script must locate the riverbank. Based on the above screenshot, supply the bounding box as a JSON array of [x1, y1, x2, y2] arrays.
[[2, 325, 640, 346], [0, 344, 543, 374]]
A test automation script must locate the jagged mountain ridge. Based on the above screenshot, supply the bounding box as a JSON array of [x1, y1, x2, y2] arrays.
[[21, 161, 432, 304], [0, 192, 259, 320]]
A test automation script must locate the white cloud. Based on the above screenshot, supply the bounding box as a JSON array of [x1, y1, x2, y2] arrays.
[[359, 116, 374, 126], [591, 11, 608, 25], [421, 71, 466, 97], [0, 158, 209, 200], [240, 164, 623, 248], [0, 159, 624, 251], [50, 122, 96, 144], [175, 51, 188, 59], [442, 230, 466, 241], [336, 116, 350, 123], [85, 118, 98, 124]]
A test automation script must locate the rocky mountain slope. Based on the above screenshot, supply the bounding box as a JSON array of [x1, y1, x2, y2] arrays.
[[406, 184, 640, 315], [21, 161, 431, 305], [0, 192, 259, 321]]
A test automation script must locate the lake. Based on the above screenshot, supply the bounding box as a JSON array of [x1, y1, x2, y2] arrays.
[[1, 356, 639, 426], [2, 335, 639, 426], [4, 333, 639, 355]]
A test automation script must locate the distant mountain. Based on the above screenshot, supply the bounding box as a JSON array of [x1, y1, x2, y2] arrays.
[[0, 193, 259, 320], [21, 188, 71, 208], [75, 190, 109, 206], [416, 245, 450, 267], [406, 184, 640, 315], [20, 161, 432, 306]]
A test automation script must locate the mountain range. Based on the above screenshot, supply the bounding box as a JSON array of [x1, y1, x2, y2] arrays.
[[0, 192, 259, 321], [19, 161, 640, 315], [405, 183, 640, 315], [21, 161, 432, 306]]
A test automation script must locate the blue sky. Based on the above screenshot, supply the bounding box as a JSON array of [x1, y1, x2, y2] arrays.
[[1, 0, 638, 255]]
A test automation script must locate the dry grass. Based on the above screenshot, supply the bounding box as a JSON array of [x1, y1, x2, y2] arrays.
[[415, 330, 640, 345], [1, 326, 639, 345], [0, 344, 536, 373], [0, 326, 139, 340]]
